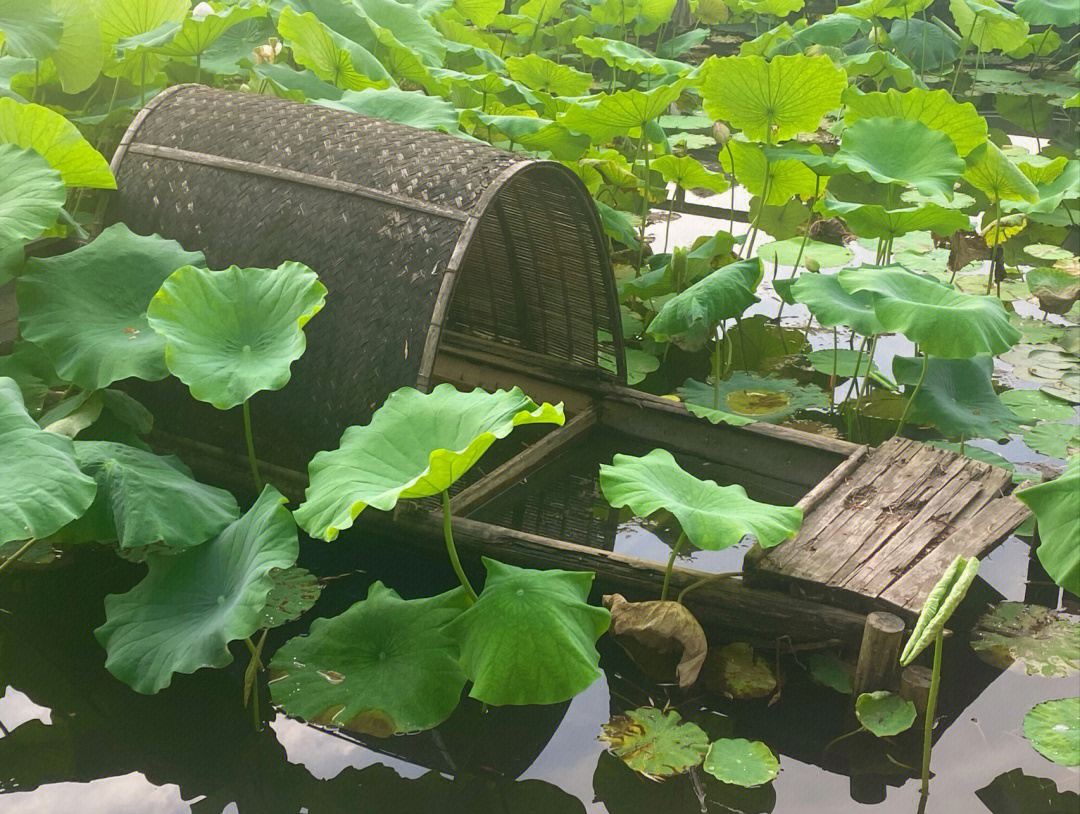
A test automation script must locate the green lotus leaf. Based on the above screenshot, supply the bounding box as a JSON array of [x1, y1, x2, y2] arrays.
[[1027, 269, 1080, 316], [1026, 423, 1080, 460], [319, 87, 459, 132], [964, 142, 1040, 204], [888, 18, 961, 74], [1025, 244, 1075, 263], [600, 447, 803, 550], [949, 0, 1028, 54], [600, 708, 709, 778], [758, 238, 853, 269], [855, 691, 917, 737], [835, 117, 964, 199], [572, 37, 689, 77], [703, 739, 779, 787], [679, 373, 828, 425], [815, 195, 971, 241], [998, 389, 1076, 423], [696, 54, 847, 143], [559, 82, 685, 142], [1004, 160, 1079, 216], [295, 385, 564, 540], [1042, 372, 1080, 405], [837, 0, 932, 18], [465, 112, 589, 160], [971, 602, 1080, 678], [719, 140, 819, 206], [277, 6, 392, 91], [808, 349, 891, 387], [651, 155, 730, 195], [146, 262, 326, 410], [808, 652, 853, 693], [1006, 29, 1064, 58], [599, 338, 659, 385], [151, 2, 267, 61], [95, 485, 299, 694], [843, 88, 987, 158], [0, 145, 65, 252], [1007, 151, 1069, 188], [0, 98, 114, 189], [839, 50, 926, 91], [98, 0, 187, 82], [838, 266, 1020, 357], [1017, 456, 1079, 596], [0, 377, 96, 546], [269, 582, 467, 735], [446, 557, 609, 706], [900, 555, 979, 666], [1001, 343, 1078, 385], [1013, 0, 1076, 26], [453, 0, 501, 26], [704, 642, 777, 699], [743, 0, 804, 14], [261, 566, 323, 629], [1024, 698, 1080, 766], [792, 272, 884, 336], [51, 441, 239, 553], [893, 355, 1025, 440], [17, 224, 206, 390], [47, 0, 105, 94], [765, 13, 866, 55], [0, 0, 62, 59], [646, 259, 761, 343], [505, 54, 591, 96]]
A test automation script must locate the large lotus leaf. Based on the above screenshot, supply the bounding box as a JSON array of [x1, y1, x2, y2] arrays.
[[573, 36, 689, 76], [839, 50, 926, 92], [702, 739, 779, 787], [600, 448, 803, 550], [964, 142, 1040, 204], [696, 54, 847, 143], [453, 0, 501, 26], [838, 266, 1020, 357], [1024, 424, 1080, 459], [0, 0, 62, 59], [893, 355, 1025, 440], [320, 87, 458, 131], [651, 155, 729, 194], [971, 602, 1080, 678], [718, 140, 819, 206], [261, 566, 322, 629], [600, 708, 709, 778], [1027, 269, 1080, 316], [47, 0, 105, 93], [0, 146, 65, 251], [603, 594, 707, 688], [835, 118, 964, 199], [646, 259, 761, 342], [815, 195, 971, 241], [855, 691, 916, 736], [52, 441, 240, 552], [757, 238, 853, 270], [900, 555, 979, 665], [98, 0, 187, 82], [295, 385, 563, 540], [0, 377, 96, 546], [703, 642, 777, 699], [679, 374, 828, 425], [446, 558, 609, 706], [843, 88, 987, 158], [505, 54, 591, 95], [465, 112, 589, 161], [269, 582, 467, 736], [998, 389, 1076, 423], [792, 272, 884, 336], [838, 0, 933, 19], [146, 263, 326, 410], [17, 224, 206, 390], [889, 19, 961, 74], [151, 2, 267, 59], [0, 98, 114, 189], [1017, 456, 1079, 597], [95, 486, 299, 694], [559, 82, 685, 142], [277, 7, 392, 90], [808, 349, 891, 387], [1025, 698, 1080, 766], [949, 0, 1028, 53], [1013, 0, 1075, 26], [977, 769, 1080, 814]]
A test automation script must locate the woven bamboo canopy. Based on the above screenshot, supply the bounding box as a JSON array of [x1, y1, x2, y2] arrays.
[[110, 85, 625, 469]]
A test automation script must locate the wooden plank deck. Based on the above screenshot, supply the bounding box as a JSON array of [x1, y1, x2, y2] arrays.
[[746, 437, 1032, 618]]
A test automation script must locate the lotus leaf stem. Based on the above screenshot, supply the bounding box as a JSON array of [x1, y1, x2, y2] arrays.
[[854, 333, 879, 437], [920, 632, 944, 797], [895, 353, 928, 438], [242, 400, 263, 492], [830, 328, 839, 415], [0, 538, 37, 577], [441, 490, 478, 604], [676, 571, 742, 605], [950, 17, 978, 97], [660, 531, 687, 601], [986, 199, 1002, 295]]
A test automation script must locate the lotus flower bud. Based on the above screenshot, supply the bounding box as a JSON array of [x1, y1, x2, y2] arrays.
[[713, 121, 730, 148], [672, 247, 688, 291], [192, 1, 214, 19], [804, 256, 820, 273]]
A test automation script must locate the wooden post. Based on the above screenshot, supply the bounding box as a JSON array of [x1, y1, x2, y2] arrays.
[[853, 611, 906, 697], [900, 665, 933, 718]]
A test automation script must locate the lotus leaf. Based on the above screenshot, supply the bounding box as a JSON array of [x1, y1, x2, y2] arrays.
[[838, 0, 933, 18], [1024, 698, 1079, 766], [679, 374, 828, 425], [808, 349, 890, 386], [834, 118, 964, 200], [95, 486, 299, 694], [453, 0, 501, 26], [261, 566, 323, 629], [839, 50, 926, 91], [808, 652, 852, 693], [559, 82, 685, 142], [0, 0, 61, 62], [703, 642, 776, 699], [900, 555, 979, 665], [964, 142, 1040, 204], [702, 739, 779, 787], [651, 155, 729, 195], [696, 54, 847, 143], [949, 0, 1028, 54], [889, 19, 960, 74], [1027, 269, 1080, 316], [269, 582, 467, 735], [0, 377, 96, 546], [723, 315, 811, 371], [1023, 423, 1080, 459], [506, 54, 591, 95], [815, 196, 971, 241], [843, 88, 987, 157], [600, 707, 709, 778], [855, 691, 917, 737], [295, 385, 563, 540], [758, 238, 853, 269], [998, 389, 1076, 423], [146, 262, 326, 410], [277, 6, 392, 90], [0, 146, 65, 253], [1001, 343, 1078, 385], [319, 88, 460, 132], [971, 602, 1080, 678], [42, 0, 104, 94], [1017, 457, 1079, 596], [792, 272, 884, 336], [150, 2, 267, 62], [600, 448, 803, 550], [603, 594, 707, 689], [18, 224, 206, 390], [719, 140, 819, 206], [1013, 0, 1076, 25], [646, 259, 761, 343], [1042, 372, 1080, 406], [838, 266, 1020, 357], [466, 112, 589, 160], [0, 98, 114, 189], [446, 558, 608, 705], [893, 355, 1025, 440]]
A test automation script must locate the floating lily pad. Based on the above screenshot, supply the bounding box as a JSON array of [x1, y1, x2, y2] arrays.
[[757, 238, 854, 270], [998, 389, 1077, 424], [808, 652, 853, 693], [704, 642, 777, 700], [1024, 698, 1080, 766], [1023, 423, 1080, 460], [600, 707, 709, 779], [261, 566, 323, 629], [1001, 344, 1079, 386], [680, 373, 828, 426], [971, 602, 1080, 678], [702, 739, 779, 787], [855, 691, 917, 737], [603, 594, 707, 689], [269, 582, 467, 736]]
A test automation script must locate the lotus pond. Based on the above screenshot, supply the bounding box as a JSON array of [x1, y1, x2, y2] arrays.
[[1, 0, 1078, 811]]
